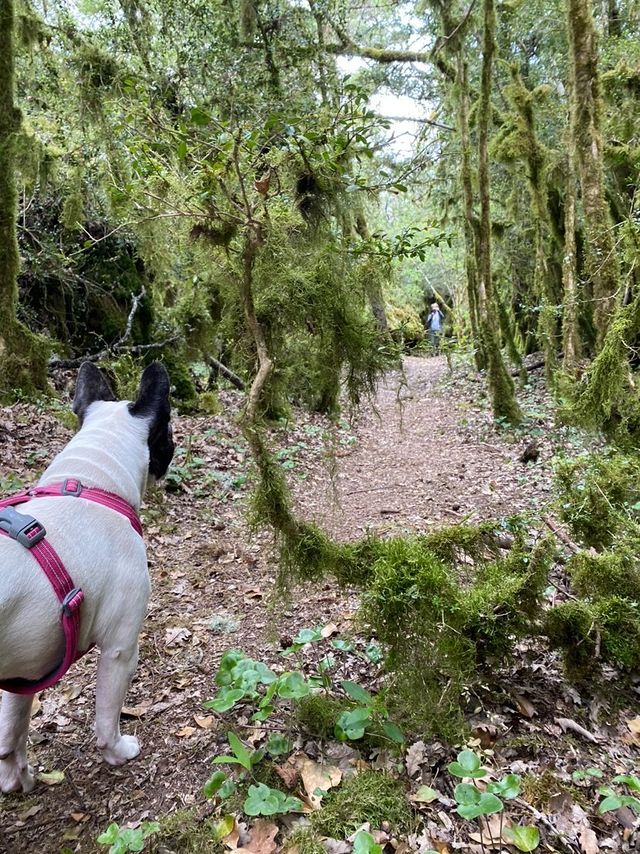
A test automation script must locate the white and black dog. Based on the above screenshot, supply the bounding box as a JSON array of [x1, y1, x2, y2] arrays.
[[0, 362, 174, 793]]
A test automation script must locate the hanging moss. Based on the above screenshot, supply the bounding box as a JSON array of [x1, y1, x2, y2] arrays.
[[571, 291, 640, 443]]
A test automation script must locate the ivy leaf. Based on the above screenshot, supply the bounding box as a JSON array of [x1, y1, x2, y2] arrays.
[[243, 783, 303, 816], [487, 773, 521, 799], [454, 783, 481, 805], [448, 749, 487, 779], [204, 687, 244, 712], [97, 823, 120, 845], [599, 794, 623, 814], [612, 774, 640, 792], [265, 734, 293, 757], [503, 825, 540, 852], [277, 672, 311, 699], [382, 720, 405, 744], [335, 707, 371, 740]]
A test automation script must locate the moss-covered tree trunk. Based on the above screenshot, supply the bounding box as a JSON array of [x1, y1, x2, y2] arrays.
[[477, 0, 521, 424], [567, 0, 620, 347], [562, 117, 582, 375], [0, 0, 48, 398], [456, 57, 485, 371], [504, 69, 559, 386]]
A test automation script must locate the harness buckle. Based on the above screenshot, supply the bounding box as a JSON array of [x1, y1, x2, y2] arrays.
[[62, 587, 84, 616], [61, 479, 83, 497], [0, 506, 46, 549]]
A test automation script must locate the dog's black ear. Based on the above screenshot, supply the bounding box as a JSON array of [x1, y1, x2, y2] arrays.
[[73, 362, 116, 424], [129, 363, 175, 479], [129, 363, 171, 418]]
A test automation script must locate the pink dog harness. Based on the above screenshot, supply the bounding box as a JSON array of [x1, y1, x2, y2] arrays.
[[0, 479, 142, 695]]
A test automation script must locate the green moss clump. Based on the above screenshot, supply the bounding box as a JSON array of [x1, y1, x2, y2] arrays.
[[597, 596, 640, 670], [311, 772, 413, 839], [555, 451, 640, 549], [544, 601, 598, 679], [284, 829, 325, 854], [296, 694, 345, 739], [569, 548, 640, 602], [196, 391, 221, 415], [522, 770, 587, 811], [153, 809, 224, 854]]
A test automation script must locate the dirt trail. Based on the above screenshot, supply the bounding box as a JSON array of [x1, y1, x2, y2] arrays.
[[297, 355, 548, 539]]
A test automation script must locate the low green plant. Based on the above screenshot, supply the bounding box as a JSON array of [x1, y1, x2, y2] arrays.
[[448, 750, 539, 852], [598, 774, 640, 815], [204, 644, 405, 746], [96, 821, 160, 854]]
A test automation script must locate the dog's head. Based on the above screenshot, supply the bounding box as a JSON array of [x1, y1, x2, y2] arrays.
[[73, 362, 175, 481]]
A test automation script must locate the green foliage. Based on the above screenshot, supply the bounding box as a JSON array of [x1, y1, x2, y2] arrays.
[[310, 771, 414, 838], [154, 809, 224, 854], [244, 783, 303, 816], [96, 821, 160, 854], [550, 451, 640, 676]]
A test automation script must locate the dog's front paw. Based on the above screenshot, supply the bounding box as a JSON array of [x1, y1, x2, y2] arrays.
[[102, 734, 140, 766], [0, 756, 35, 794]]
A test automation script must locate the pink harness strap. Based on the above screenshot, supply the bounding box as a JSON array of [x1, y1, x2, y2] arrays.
[[0, 480, 142, 695]]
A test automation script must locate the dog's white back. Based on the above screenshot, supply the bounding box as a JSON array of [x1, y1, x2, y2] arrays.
[[0, 362, 174, 792]]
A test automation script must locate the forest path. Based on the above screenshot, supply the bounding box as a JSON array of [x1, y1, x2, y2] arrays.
[[297, 354, 546, 540]]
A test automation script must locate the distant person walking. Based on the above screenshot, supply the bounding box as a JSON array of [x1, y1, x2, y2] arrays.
[[426, 302, 444, 353]]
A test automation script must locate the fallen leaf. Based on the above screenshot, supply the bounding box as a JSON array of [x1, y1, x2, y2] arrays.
[[175, 725, 197, 738], [61, 685, 82, 703], [469, 815, 513, 848], [221, 817, 241, 849], [626, 717, 640, 735], [578, 825, 599, 854], [121, 705, 148, 718], [36, 770, 65, 786], [70, 812, 86, 822], [298, 757, 342, 809], [18, 805, 42, 820], [411, 785, 440, 804], [513, 694, 536, 718], [194, 715, 215, 729], [275, 759, 300, 789], [321, 622, 339, 638], [236, 820, 278, 854], [555, 717, 600, 743], [406, 740, 428, 777], [165, 626, 192, 646]]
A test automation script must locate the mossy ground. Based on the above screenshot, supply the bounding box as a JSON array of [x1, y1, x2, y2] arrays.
[[151, 808, 224, 854], [310, 771, 414, 839]]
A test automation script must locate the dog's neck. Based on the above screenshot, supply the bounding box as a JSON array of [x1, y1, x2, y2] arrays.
[[38, 401, 150, 509]]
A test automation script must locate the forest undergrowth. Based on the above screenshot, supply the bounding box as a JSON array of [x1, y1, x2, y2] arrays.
[[0, 355, 639, 854]]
